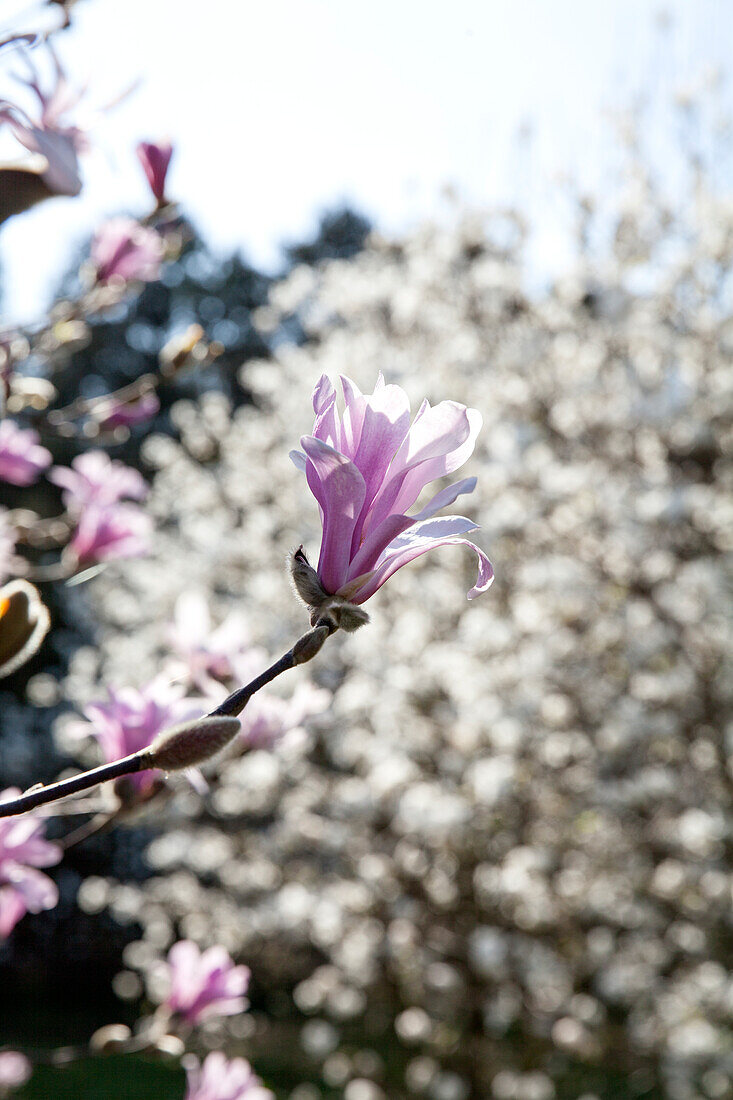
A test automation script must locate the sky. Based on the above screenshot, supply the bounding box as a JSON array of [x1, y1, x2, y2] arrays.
[[1, 0, 731, 323]]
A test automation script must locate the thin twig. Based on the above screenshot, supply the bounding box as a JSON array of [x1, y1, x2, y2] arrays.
[[0, 620, 334, 819]]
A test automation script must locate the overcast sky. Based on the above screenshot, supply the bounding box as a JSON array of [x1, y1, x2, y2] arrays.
[[1, 0, 730, 323]]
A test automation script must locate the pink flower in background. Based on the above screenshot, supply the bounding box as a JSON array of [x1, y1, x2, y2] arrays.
[[136, 139, 173, 205], [0, 419, 51, 486], [169, 591, 265, 693], [184, 1053, 273, 1100], [93, 390, 160, 431], [91, 217, 163, 284], [66, 502, 151, 566], [239, 681, 330, 751], [163, 940, 250, 1026], [291, 374, 493, 604], [0, 47, 87, 196], [0, 789, 61, 939], [69, 680, 202, 794], [50, 450, 147, 511], [0, 1051, 31, 1095]]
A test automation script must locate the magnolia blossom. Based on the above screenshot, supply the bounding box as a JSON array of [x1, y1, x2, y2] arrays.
[[0, 789, 61, 939], [184, 1053, 273, 1100], [169, 591, 264, 693], [94, 391, 160, 431], [0, 47, 87, 196], [162, 940, 250, 1026], [69, 680, 202, 794], [291, 374, 493, 604], [66, 502, 151, 566], [239, 681, 330, 751], [91, 217, 163, 284], [50, 450, 147, 511], [136, 139, 173, 204], [0, 418, 51, 486]]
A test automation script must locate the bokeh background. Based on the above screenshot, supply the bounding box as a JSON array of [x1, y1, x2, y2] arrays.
[[0, 2, 731, 1099]]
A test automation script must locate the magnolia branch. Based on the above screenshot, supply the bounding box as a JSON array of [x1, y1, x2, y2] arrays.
[[0, 617, 337, 819]]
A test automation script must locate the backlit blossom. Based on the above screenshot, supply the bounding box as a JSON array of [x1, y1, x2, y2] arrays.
[[162, 940, 250, 1026], [66, 502, 151, 566], [136, 139, 173, 205], [291, 374, 493, 604], [50, 450, 147, 511], [168, 591, 264, 693], [0, 46, 87, 196], [184, 1052, 273, 1100], [0, 418, 51, 486], [0, 789, 61, 939], [239, 681, 330, 751], [93, 390, 160, 431], [68, 679, 203, 795], [91, 217, 163, 284]]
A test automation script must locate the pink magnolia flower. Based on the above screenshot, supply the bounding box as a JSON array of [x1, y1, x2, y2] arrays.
[[0, 419, 51, 486], [0, 1051, 31, 1095], [0, 47, 87, 196], [239, 681, 330, 751], [136, 140, 173, 205], [66, 502, 151, 566], [291, 374, 493, 604], [162, 940, 250, 1026], [50, 450, 147, 511], [91, 217, 163, 284], [93, 390, 160, 431], [184, 1053, 273, 1100], [69, 680, 203, 795], [0, 789, 61, 939], [168, 591, 265, 693]]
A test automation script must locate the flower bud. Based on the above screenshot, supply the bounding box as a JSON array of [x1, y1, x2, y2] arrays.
[[292, 625, 331, 665], [147, 716, 241, 771], [290, 545, 329, 609]]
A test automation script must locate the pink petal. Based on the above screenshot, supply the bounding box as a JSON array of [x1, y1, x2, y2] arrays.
[[344, 516, 494, 603], [410, 476, 477, 523], [367, 402, 476, 530], [301, 436, 366, 594]]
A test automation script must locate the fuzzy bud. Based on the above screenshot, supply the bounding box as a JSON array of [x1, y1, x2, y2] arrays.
[[291, 547, 369, 632], [290, 546, 329, 609], [146, 716, 241, 771], [292, 624, 331, 665]]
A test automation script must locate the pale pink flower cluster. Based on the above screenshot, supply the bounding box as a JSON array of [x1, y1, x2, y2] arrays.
[[52, 451, 152, 567], [0, 46, 87, 196], [91, 217, 164, 285], [184, 1053, 273, 1100], [238, 681, 330, 751], [0, 418, 51, 486], [69, 679, 203, 794], [168, 591, 265, 694], [162, 940, 250, 1026], [0, 790, 61, 939]]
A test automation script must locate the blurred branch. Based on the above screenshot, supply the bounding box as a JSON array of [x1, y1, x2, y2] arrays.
[[0, 618, 337, 818]]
